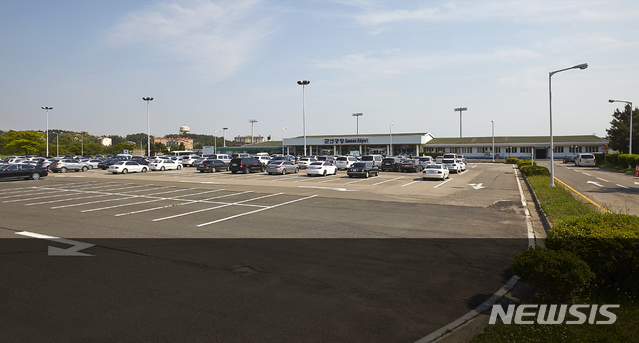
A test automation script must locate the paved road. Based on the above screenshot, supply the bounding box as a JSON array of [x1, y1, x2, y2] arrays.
[[1, 164, 536, 342], [537, 160, 639, 215]]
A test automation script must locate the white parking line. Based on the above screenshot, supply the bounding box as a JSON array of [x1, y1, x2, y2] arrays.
[[115, 201, 198, 217], [343, 178, 368, 184], [196, 195, 317, 227], [152, 193, 282, 222], [401, 180, 419, 187], [616, 184, 630, 189], [596, 177, 609, 182], [582, 172, 592, 176], [25, 194, 106, 206], [434, 178, 453, 188], [371, 176, 404, 186], [81, 198, 166, 212], [50, 196, 138, 209]]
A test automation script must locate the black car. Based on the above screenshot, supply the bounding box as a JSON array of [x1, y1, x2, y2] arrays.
[[98, 158, 120, 170], [563, 155, 577, 163], [229, 157, 264, 174], [400, 159, 423, 173], [381, 157, 402, 172], [0, 164, 48, 180], [347, 162, 379, 178], [197, 159, 228, 173], [131, 157, 149, 165]]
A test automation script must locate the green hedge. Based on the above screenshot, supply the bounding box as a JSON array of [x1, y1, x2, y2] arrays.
[[513, 247, 594, 301], [505, 157, 519, 164], [546, 213, 639, 293], [521, 165, 550, 176]]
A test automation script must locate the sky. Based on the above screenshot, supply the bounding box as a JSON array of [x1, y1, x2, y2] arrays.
[[1, 0, 638, 141]]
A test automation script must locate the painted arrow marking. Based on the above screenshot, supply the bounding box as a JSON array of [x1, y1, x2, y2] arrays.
[[468, 183, 485, 190], [587, 181, 604, 188], [16, 231, 95, 256]]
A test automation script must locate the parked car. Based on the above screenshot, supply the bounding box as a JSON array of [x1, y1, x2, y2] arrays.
[[435, 156, 444, 164], [400, 159, 424, 173], [297, 157, 318, 169], [563, 154, 577, 163], [49, 159, 90, 173], [317, 156, 336, 165], [575, 153, 596, 167], [347, 162, 379, 178], [98, 158, 120, 170], [306, 161, 337, 176], [335, 156, 358, 170], [85, 159, 103, 169], [381, 157, 402, 172], [256, 156, 271, 165], [181, 154, 201, 167], [205, 154, 232, 165], [422, 164, 450, 180], [108, 161, 148, 174], [229, 157, 264, 174], [266, 161, 299, 175], [418, 156, 435, 166], [0, 164, 48, 180], [457, 158, 467, 172], [150, 159, 182, 171], [196, 159, 228, 173], [361, 155, 383, 167], [442, 158, 462, 174]]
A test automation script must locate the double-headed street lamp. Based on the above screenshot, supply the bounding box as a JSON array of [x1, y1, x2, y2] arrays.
[[143, 97, 153, 157], [609, 99, 633, 155], [549, 63, 588, 187], [454, 107, 467, 138], [352, 113, 363, 135], [41, 107, 53, 157], [297, 80, 310, 156], [249, 120, 258, 144]]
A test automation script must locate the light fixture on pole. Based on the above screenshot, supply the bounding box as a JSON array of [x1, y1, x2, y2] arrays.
[[549, 63, 588, 187], [352, 113, 363, 135], [249, 119, 258, 144], [143, 97, 153, 157], [222, 127, 228, 147], [390, 123, 394, 156], [454, 107, 467, 138], [491, 120, 495, 162], [214, 130, 221, 154], [608, 99, 633, 155], [282, 127, 287, 155], [297, 80, 310, 156], [41, 107, 53, 157]]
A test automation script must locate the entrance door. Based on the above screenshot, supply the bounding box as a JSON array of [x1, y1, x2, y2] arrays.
[[535, 148, 547, 159]]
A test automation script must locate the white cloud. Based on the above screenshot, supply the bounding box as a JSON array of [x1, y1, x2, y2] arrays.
[[106, 0, 274, 82]]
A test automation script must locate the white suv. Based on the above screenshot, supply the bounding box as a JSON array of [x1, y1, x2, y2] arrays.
[[335, 156, 359, 170], [181, 154, 201, 167], [574, 153, 595, 167]]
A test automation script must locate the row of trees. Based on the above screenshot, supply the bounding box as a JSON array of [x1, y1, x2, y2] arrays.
[[606, 104, 639, 153], [0, 130, 236, 157]]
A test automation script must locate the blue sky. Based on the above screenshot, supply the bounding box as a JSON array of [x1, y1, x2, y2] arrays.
[[1, 0, 637, 141]]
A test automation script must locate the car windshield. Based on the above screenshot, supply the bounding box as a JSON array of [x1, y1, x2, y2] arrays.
[[114, 161, 125, 165], [336, 157, 347, 161], [309, 162, 322, 166]]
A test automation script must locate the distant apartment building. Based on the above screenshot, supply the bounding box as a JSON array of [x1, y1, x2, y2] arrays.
[[234, 135, 265, 145], [152, 137, 194, 150], [100, 137, 112, 146]]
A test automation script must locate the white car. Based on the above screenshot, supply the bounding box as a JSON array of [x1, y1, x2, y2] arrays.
[[257, 156, 271, 165], [306, 161, 337, 176], [181, 154, 201, 167], [457, 158, 467, 171], [575, 153, 596, 167], [422, 164, 450, 180], [418, 156, 435, 166], [108, 161, 148, 174], [335, 156, 358, 170], [442, 158, 462, 173], [297, 157, 318, 169], [149, 159, 182, 171]]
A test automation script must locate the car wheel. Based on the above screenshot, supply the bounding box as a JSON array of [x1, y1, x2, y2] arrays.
[[142, 167, 147, 173], [295, 168, 299, 173], [282, 169, 287, 175], [365, 171, 369, 178], [423, 177, 427, 181], [231, 171, 237, 174], [349, 175, 354, 178], [376, 170, 379, 176], [244, 168, 250, 174], [333, 169, 337, 175], [161, 166, 165, 171], [122, 168, 128, 174], [323, 170, 327, 176], [31, 172, 41, 180], [211, 168, 216, 173], [60, 167, 67, 173], [81, 166, 88, 172], [177, 165, 182, 170]]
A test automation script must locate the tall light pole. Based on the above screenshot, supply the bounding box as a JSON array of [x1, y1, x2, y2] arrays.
[[352, 113, 363, 135], [249, 119, 258, 144], [214, 130, 221, 154], [454, 107, 467, 138], [491, 120, 495, 162], [609, 99, 633, 155], [390, 123, 394, 156], [549, 63, 588, 187], [41, 107, 52, 157], [282, 127, 287, 155], [297, 80, 310, 156], [81, 135, 84, 156], [222, 127, 228, 147], [55, 133, 59, 157], [143, 97, 153, 157]]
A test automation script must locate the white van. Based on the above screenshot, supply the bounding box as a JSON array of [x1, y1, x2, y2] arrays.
[[207, 154, 232, 165], [361, 155, 383, 167]]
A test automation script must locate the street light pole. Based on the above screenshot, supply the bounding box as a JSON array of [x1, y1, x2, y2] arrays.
[[454, 107, 467, 138], [143, 97, 153, 157], [491, 120, 495, 162], [352, 113, 363, 135], [282, 127, 287, 155], [214, 130, 221, 154], [41, 107, 53, 157], [56, 133, 59, 157], [297, 80, 310, 156], [222, 127, 228, 147], [549, 63, 588, 187], [390, 123, 394, 156], [249, 119, 257, 144], [608, 99, 633, 155]]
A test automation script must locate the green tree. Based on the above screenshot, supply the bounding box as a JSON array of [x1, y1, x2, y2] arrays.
[[151, 142, 168, 155], [606, 104, 639, 153], [3, 130, 46, 156]]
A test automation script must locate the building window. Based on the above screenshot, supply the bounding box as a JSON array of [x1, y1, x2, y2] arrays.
[[505, 147, 515, 153], [424, 147, 435, 152], [568, 146, 581, 153], [436, 147, 445, 152], [585, 146, 599, 153], [478, 147, 491, 153], [554, 146, 565, 153], [461, 147, 472, 153], [519, 147, 531, 153]]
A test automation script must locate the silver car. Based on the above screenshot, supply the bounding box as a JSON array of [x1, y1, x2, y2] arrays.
[[49, 159, 90, 173], [266, 161, 299, 175]]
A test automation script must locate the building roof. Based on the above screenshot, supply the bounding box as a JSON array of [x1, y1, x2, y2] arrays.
[[425, 135, 607, 145], [291, 133, 431, 139]]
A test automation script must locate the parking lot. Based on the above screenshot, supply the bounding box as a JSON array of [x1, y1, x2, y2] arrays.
[[1, 163, 541, 342]]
